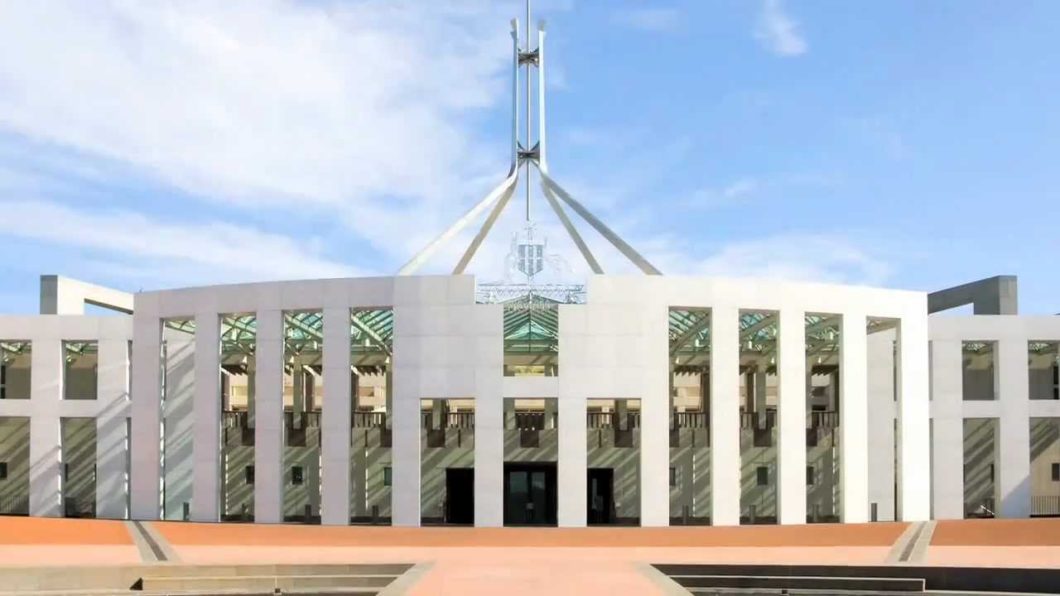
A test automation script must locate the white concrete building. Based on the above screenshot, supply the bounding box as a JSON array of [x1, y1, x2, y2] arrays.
[[0, 5, 1057, 529], [1, 272, 1057, 527]]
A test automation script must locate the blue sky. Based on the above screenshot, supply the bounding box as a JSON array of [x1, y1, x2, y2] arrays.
[[0, 0, 1058, 313]]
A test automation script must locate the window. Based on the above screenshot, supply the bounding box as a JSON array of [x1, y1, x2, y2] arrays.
[[756, 466, 769, 486], [0, 462, 6, 480], [292, 466, 304, 485], [669, 467, 677, 487], [1052, 463, 1060, 482], [806, 466, 814, 486], [245, 465, 255, 485], [383, 466, 393, 487]]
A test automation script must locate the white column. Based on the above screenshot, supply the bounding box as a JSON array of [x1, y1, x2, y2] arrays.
[[29, 339, 61, 517], [641, 304, 671, 527], [191, 313, 220, 522], [129, 316, 162, 520], [867, 329, 896, 521], [96, 339, 129, 519], [557, 395, 587, 526], [390, 362, 420, 526], [997, 338, 1031, 518], [896, 315, 932, 521], [475, 391, 504, 527], [777, 309, 806, 525], [161, 334, 194, 520], [254, 310, 284, 523], [839, 312, 869, 523], [930, 339, 964, 519], [321, 307, 352, 525], [710, 305, 740, 526]]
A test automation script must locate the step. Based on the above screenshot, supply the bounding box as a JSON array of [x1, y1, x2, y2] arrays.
[[140, 574, 396, 592], [139, 563, 411, 578], [672, 574, 925, 592]]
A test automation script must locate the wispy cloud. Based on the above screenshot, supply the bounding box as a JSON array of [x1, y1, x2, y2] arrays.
[[684, 178, 760, 209], [611, 7, 681, 32], [0, 199, 358, 286], [754, 0, 808, 57]]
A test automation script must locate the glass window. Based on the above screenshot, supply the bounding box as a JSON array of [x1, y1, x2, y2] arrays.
[[292, 466, 304, 485], [756, 466, 769, 486], [1052, 463, 1060, 482], [383, 466, 392, 487], [245, 465, 255, 485]]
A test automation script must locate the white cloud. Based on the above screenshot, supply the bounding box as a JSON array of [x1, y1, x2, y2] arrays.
[[685, 177, 760, 209], [611, 8, 681, 32], [0, 199, 358, 286], [754, 0, 807, 57], [0, 1, 513, 209], [687, 233, 891, 286]]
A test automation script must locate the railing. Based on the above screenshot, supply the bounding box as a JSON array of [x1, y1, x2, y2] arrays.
[[673, 412, 709, 429], [448, 412, 475, 429], [1032, 495, 1060, 517], [0, 496, 29, 516], [740, 410, 776, 430], [421, 411, 476, 429], [283, 411, 321, 430], [353, 411, 387, 428], [809, 410, 839, 429], [586, 412, 640, 429], [223, 410, 248, 428], [513, 411, 557, 430]]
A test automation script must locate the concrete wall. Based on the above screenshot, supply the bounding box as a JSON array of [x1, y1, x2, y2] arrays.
[[669, 430, 710, 522], [419, 427, 474, 523], [61, 417, 96, 516], [3, 353, 32, 399], [1030, 417, 1060, 516], [929, 315, 1060, 519]]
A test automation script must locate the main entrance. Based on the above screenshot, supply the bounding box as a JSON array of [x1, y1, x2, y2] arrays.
[[445, 468, 474, 525], [503, 463, 557, 526], [587, 468, 615, 525]]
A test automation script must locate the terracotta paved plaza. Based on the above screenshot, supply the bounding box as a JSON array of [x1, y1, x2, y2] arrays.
[[0, 517, 1058, 594]]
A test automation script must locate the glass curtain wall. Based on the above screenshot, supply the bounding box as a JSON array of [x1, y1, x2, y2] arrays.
[[221, 313, 256, 521], [739, 310, 778, 525], [282, 311, 323, 523], [805, 313, 840, 523], [351, 308, 393, 524]]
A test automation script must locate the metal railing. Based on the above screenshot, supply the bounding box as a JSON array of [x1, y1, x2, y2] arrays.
[[740, 410, 776, 430], [353, 411, 387, 428], [421, 411, 476, 429], [512, 411, 557, 430], [283, 411, 320, 430], [809, 410, 839, 429], [1032, 495, 1060, 516], [673, 412, 709, 429], [586, 412, 640, 429]]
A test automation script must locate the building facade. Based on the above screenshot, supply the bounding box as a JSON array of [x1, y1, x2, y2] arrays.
[[1, 272, 1056, 526]]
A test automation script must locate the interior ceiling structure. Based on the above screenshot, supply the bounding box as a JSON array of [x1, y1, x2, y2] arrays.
[[503, 294, 559, 353]]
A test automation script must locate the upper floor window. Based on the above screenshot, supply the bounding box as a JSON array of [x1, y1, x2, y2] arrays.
[[63, 341, 98, 400]]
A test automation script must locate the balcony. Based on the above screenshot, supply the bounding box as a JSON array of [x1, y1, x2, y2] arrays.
[[421, 411, 475, 429], [809, 410, 839, 430], [586, 411, 640, 429], [740, 410, 776, 430], [285, 411, 321, 447], [223, 410, 253, 446], [353, 411, 387, 428], [673, 411, 709, 429]]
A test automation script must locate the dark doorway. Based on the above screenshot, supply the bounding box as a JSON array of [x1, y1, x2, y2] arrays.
[[587, 468, 615, 525], [504, 463, 557, 526], [445, 468, 474, 525]]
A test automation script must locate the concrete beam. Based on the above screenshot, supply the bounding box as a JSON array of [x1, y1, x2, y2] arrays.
[[40, 275, 134, 315], [928, 276, 1018, 315]]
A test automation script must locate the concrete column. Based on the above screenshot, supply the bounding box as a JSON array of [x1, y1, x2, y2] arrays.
[[641, 303, 671, 528], [29, 339, 61, 517], [162, 334, 194, 520], [390, 362, 420, 526], [896, 315, 932, 521], [930, 340, 964, 519], [616, 399, 628, 430], [293, 370, 305, 428], [557, 395, 587, 526], [710, 305, 740, 526], [867, 329, 896, 521], [754, 371, 767, 413], [997, 338, 1031, 517], [321, 307, 352, 525], [96, 339, 129, 519], [191, 313, 221, 522], [544, 398, 557, 430], [839, 312, 869, 523], [129, 316, 162, 520], [254, 310, 284, 523], [475, 393, 504, 527], [777, 309, 806, 525]]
